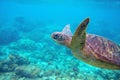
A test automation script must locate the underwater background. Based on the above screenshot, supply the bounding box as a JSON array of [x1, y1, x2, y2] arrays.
[[0, 0, 120, 80]]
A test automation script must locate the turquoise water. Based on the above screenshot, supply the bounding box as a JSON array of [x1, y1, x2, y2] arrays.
[[0, 0, 120, 80]]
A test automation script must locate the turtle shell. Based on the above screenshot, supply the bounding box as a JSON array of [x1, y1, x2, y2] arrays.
[[82, 34, 120, 69]]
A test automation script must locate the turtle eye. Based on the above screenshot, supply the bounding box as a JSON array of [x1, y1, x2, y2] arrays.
[[54, 34, 59, 39]]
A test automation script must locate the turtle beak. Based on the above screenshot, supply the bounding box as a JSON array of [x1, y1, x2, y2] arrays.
[[51, 33, 55, 39]]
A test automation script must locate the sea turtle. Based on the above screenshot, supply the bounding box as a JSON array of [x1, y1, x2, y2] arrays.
[[51, 18, 120, 70]]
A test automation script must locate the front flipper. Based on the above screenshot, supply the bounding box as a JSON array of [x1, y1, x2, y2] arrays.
[[62, 24, 72, 37], [70, 18, 89, 51]]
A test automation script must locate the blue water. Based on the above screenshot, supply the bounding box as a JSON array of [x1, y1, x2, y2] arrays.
[[0, 0, 120, 80]]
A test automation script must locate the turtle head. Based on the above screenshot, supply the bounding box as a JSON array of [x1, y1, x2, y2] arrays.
[[51, 32, 72, 47], [51, 24, 72, 48], [51, 32, 66, 42]]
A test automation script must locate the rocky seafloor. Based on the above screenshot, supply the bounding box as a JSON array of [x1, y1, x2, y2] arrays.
[[0, 38, 120, 80], [0, 17, 120, 80]]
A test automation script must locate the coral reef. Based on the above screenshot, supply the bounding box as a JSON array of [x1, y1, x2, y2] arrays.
[[0, 54, 30, 73], [0, 54, 42, 79], [15, 65, 40, 78], [0, 37, 120, 80]]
